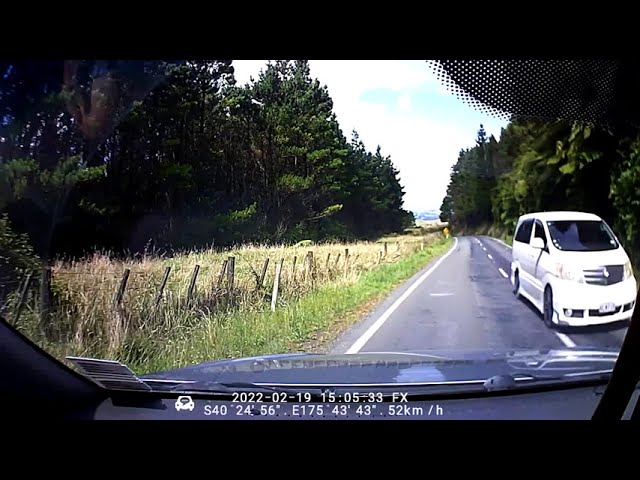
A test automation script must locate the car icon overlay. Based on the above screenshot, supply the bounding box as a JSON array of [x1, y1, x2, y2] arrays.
[[175, 395, 195, 412]]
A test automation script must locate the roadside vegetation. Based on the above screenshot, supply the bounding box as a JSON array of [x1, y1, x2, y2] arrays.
[[132, 235, 451, 373], [3, 233, 449, 373], [1, 60, 413, 261], [0, 60, 428, 371], [440, 122, 640, 265]]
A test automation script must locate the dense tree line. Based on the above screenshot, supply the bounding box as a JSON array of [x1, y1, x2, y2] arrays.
[[440, 119, 640, 263], [0, 60, 413, 277]]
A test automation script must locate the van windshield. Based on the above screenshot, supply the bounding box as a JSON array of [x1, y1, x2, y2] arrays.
[[546, 220, 619, 252]]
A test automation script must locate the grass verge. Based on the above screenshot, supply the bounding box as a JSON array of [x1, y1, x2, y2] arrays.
[[9, 233, 443, 366], [134, 236, 453, 374]]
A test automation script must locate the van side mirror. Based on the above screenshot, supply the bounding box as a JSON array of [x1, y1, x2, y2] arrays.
[[530, 237, 545, 250]]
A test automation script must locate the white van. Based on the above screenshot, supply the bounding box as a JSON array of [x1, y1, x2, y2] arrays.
[[510, 211, 637, 328]]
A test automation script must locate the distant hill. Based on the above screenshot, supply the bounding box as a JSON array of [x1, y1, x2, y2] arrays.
[[413, 210, 440, 221]]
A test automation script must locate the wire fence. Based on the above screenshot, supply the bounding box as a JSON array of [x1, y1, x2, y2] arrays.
[[0, 235, 441, 359]]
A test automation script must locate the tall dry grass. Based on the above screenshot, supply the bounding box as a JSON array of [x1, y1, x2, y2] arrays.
[[5, 233, 442, 368]]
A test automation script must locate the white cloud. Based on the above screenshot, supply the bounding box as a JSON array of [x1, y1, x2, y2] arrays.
[[233, 60, 272, 85], [397, 92, 411, 112], [231, 60, 506, 212], [310, 60, 438, 94]]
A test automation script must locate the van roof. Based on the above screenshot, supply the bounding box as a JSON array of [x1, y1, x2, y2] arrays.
[[517, 211, 603, 222]]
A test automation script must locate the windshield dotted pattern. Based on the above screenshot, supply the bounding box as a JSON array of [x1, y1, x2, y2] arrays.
[[429, 60, 621, 128]]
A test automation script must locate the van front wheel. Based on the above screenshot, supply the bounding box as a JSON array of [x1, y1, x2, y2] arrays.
[[543, 286, 555, 328]]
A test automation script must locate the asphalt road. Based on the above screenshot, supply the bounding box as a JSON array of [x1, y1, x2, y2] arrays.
[[329, 235, 630, 354]]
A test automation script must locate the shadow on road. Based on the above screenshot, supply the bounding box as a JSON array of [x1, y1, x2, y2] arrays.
[[516, 294, 544, 319]]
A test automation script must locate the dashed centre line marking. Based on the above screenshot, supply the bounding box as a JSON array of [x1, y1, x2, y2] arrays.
[[483, 236, 580, 351]]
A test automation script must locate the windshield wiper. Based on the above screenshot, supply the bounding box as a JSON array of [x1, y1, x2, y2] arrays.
[[483, 371, 613, 392], [169, 370, 614, 397]]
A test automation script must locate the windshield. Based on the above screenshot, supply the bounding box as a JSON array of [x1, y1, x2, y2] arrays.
[[547, 221, 619, 251], [0, 60, 635, 393]]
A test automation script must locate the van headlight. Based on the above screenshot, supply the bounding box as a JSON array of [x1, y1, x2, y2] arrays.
[[555, 264, 584, 283], [624, 261, 634, 280]]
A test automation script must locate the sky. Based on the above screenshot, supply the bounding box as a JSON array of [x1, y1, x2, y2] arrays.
[[232, 60, 508, 213]]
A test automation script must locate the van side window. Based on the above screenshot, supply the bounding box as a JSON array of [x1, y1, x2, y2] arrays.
[[514, 219, 534, 243], [534, 219, 548, 246]]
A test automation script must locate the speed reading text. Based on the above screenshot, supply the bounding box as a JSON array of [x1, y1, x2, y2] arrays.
[[200, 402, 445, 417]]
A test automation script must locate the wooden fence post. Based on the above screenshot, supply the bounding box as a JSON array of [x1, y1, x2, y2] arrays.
[[258, 257, 270, 288], [155, 266, 171, 308], [216, 259, 228, 290], [113, 269, 130, 308], [187, 264, 200, 302], [39, 267, 53, 336], [325, 253, 331, 271], [291, 256, 297, 282], [344, 248, 349, 276], [28, 278, 36, 310], [13, 272, 32, 326], [303, 251, 314, 282], [333, 253, 341, 269], [271, 258, 284, 311], [378, 250, 383, 264], [308, 251, 315, 285], [227, 256, 235, 304], [384, 242, 388, 257]]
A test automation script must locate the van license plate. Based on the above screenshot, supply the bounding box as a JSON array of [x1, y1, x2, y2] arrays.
[[599, 303, 616, 313]]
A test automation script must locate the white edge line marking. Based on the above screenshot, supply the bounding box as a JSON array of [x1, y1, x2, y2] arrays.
[[555, 332, 577, 348], [498, 267, 508, 278], [487, 253, 493, 260], [345, 237, 459, 354]]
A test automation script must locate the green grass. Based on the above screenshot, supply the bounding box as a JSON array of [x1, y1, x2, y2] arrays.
[[7, 233, 451, 375], [132, 236, 453, 374]]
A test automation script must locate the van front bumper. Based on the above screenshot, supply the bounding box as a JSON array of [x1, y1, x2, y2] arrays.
[[550, 276, 637, 326]]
